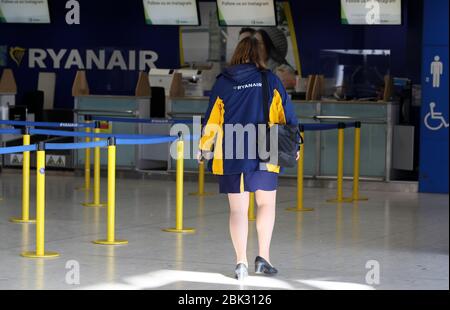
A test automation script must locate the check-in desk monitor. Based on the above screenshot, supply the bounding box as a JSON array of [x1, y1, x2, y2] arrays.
[[176, 69, 203, 97], [148, 69, 175, 96]]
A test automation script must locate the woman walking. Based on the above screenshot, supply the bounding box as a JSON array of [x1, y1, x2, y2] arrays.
[[198, 31, 299, 280]]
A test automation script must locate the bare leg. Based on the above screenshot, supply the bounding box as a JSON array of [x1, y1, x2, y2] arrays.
[[255, 190, 277, 264], [228, 192, 250, 266]]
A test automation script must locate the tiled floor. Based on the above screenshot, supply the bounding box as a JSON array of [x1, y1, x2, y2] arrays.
[[0, 172, 448, 290]]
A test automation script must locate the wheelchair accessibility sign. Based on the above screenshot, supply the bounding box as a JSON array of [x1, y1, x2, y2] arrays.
[[424, 102, 449, 131]]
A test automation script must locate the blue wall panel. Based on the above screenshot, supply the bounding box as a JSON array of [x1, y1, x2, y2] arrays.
[[419, 0, 449, 193], [0, 0, 180, 109]]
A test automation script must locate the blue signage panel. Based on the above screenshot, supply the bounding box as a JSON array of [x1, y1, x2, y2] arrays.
[[419, 0, 449, 193]]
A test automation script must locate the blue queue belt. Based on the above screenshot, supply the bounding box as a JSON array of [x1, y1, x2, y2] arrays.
[[45, 140, 108, 150], [91, 116, 193, 124], [301, 123, 339, 131], [0, 128, 22, 135], [0, 120, 95, 128], [301, 122, 358, 131], [343, 122, 358, 128], [0, 144, 37, 155], [116, 134, 199, 144], [29, 128, 172, 139], [28, 128, 200, 141], [0, 135, 198, 154]]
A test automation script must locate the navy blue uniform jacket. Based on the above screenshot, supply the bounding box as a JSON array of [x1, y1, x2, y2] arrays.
[[199, 63, 298, 175]]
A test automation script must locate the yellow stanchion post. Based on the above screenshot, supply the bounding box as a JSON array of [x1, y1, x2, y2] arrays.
[[248, 192, 256, 221], [189, 161, 214, 196], [22, 143, 59, 258], [77, 115, 92, 191], [345, 122, 368, 202], [287, 127, 314, 212], [93, 138, 128, 245], [83, 122, 106, 207], [11, 127, 36, 223], [163, 133, 195, 233], [327, 123, 352, 203]]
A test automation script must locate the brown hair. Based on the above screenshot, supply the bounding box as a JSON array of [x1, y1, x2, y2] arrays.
[[229, 35, 266, 69]]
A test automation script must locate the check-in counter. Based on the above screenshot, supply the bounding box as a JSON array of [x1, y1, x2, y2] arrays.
[[167, 97, 399, 181], [0, 68, 17, 149], [0, 92, 16, 152], [73, 95, 153, 169]]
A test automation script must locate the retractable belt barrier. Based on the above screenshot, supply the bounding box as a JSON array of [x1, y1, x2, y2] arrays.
[[0, 119, 95, 128], [0, 131, 196, 258], [286, 121, 367, 213], [0, 144, 37, 155], [0, 117, 365, 257], [0, 128, 22, 135], [29, 128, 174, 140], [91, 115, 193, 124]]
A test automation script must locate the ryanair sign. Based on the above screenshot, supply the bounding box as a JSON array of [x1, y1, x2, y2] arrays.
[[7, 47, 159, 71]]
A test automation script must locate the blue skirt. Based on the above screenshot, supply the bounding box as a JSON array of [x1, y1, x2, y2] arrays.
[[218, 171, 278, 194]]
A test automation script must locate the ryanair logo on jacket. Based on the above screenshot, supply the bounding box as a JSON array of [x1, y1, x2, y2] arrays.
[[233, 82, 262, 90], [199, 63, 298, 176]]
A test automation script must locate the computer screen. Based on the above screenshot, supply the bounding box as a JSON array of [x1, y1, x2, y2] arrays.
[[0, 0, 51, 23], [341, 0, 402, 25], [216, 0, 277, 27], [148, 69, 175, 96], [142, 0, 200, 25]]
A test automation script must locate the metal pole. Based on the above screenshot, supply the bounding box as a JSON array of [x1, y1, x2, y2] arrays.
[[22, 143, 59, 258], [349, 122, 368, 202], [11, 127, 36, 223], [94, 137, 128, 245], [327, 123, 352, 203], [78, 115, 92, 191], [83, 121, 106, 207], [287, 127, 314, 211], [163, 133, 195, 233]]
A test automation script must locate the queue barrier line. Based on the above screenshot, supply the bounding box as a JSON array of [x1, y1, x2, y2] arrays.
[[187, 121, 355, 198], [0, 120, 95, 128], [91, 116, 193, 124], [0, 128, 22, 135], [286, 121, 368, 213], [115, 136, 177, 145], [301, 122, 357, 131], [0, 144, 37, 155], [301, 123, 339, 131], [1, 120, 366, 256], [29, 128, 174, 140], [2, 134, 194, 258], [46, 140, 108, 150]]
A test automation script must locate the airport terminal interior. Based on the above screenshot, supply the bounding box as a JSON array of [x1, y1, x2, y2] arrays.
[[0, 0, 449, 291]]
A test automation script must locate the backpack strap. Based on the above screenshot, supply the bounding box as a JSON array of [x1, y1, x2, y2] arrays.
[[261, 70, 270, 125]]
